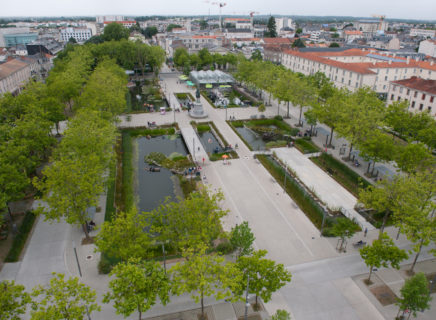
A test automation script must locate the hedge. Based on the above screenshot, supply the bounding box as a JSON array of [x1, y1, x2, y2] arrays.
[[4, 211, 37, 262]]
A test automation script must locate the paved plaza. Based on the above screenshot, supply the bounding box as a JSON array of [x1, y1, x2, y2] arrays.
[[2, 68, 435, 320]]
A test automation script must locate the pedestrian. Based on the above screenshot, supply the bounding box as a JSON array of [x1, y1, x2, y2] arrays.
[[364, 228, 368, 237], [202, 157, 205, 165]]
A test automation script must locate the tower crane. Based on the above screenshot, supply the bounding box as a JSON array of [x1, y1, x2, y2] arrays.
[[249, 12, 259, 29], [371, 14, 386, 32], [211, 2, 227, 30]]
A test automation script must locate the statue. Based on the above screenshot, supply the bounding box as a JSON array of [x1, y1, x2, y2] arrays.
[[196, 87, 201, 100]]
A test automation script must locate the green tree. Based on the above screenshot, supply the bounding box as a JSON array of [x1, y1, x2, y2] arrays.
[[171, 245, 242, 319], [236, 250, 291, 307], [30, 273, 100, 320], [145, 189, 228, 251], [358, 130, 396, 175], [173, 47, 190, 68], [258, 103, 266, 113], [266, 17, 277, 37], [296, 28, 303, 34], [271, 309, 291, 320], [230, 221, 255, 258], [0, 280, 31, 320], [292, 38, 306, 48], [104, 258, 170, 320], [396, 273, 432, 319], [329, 42, 340, 47], [359, 233, 408, 282], [394, 142, 434, 175], [68, 37, 77, 44], [142, 26, 158, 38], [102, 22, 130, 41], [330, 218, 360, 251], [198, 48, 213, 68], [250, 49, 263, 61], [95, 208, 154, 261], [199, 19, 208, 30], [167, 24, 182, 32]]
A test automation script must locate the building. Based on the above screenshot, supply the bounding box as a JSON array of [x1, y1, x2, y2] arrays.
[[275, 18, 292, 33], [223, 18, 252, 30], [355, 20, 387, 37], [388, 77, 436, 117], [0, 28, 32, 47], [60, 27, 92, 43], [281, 48, 436, 95], [3, 32, 38, 47], [96, 15, 124, 23], [103, 21, 136, 29], [418, 39, 436, 58], [367, 36, 400, 50], [344, 30, 363, 42], [26, 39, 64, 56], [0, 58, 31, 95], [223, 28, 254, 39], [410, 28, 436, 38]]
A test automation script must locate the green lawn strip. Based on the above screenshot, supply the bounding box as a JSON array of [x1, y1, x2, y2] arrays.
[[266, 140, 287, 149], [294, 138, 320, 154], [121, 131, 134, 211], [4, 211, 37, 262], [104, 157, 117, 222], [209, 121, 239, 159], [257, 155, 329, 230], [127, 126, 176, 137], [246, 118, 299, 136], [175, 92, 195, 101], [310, 153, 371, 197]]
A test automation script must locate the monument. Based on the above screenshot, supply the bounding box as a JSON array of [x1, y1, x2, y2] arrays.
[[189, 87, 208, 118]]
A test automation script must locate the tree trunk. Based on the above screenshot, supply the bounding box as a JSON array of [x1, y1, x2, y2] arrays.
[[55, 122, 60, 135], [201, 291, 204, 319], [298, 106, 303, 126], [255, 294, 258, 308], [329, 127, 334, 146], [82, 222, 90, 240], [368, 265, 374, 282], [366, 161, 371, 174], [379, 211, 389, 239], [268, 93, 271, 105], [347, 144, 353, 160], [409, 239, 424, 273], [138, 302, 142, 320], [287, 101, 290, 118]]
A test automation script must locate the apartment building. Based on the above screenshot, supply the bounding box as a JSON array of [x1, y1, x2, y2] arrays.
[[388, 77, 436, 118], [281, 48, 436, 95], [418, 40, 436, 58], [60, 27, 92, 43], [103, 21, 136, 29], [410, 28, 435, 38], [0, 58, 31, 95]]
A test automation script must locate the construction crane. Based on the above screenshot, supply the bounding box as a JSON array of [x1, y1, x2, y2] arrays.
[[211, 2, 227, 30], [371, 14, 386, 32], [249, 12, 259, 29]]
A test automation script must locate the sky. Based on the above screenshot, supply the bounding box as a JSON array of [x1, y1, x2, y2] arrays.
[[1, 0, 435, 21]]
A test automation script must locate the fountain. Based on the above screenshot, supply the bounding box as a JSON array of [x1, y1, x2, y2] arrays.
[[189, 87, 208, 119]]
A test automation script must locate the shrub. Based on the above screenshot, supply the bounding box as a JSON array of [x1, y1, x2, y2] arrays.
[[232, 120, 244, 128], [4, 211, 37, 262], [196, 124, 211, 133], [266, 140, 287, 149], [216, 241, 235, 255], [98, 254, 114, 274], [274, 115, 283, 121], [294, 138, 319, 154]]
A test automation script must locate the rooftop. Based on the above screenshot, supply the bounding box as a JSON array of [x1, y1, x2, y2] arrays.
[[0, 59, 29, 80], [392, 76, 436, 95]]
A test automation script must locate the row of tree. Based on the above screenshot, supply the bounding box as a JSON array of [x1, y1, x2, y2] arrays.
[[95, 189, 291, 319], [173, 47, 238, 74]]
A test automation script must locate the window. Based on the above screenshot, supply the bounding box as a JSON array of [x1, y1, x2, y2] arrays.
[[335, 75, 337, 81], [397, 96, 401, 101], [383, 85, 386, 90], [348, 80, 351, 85], [393, 85, 396, 91], [399, 87, 403, 93], [407, 89, 410, 95], [419, 104, 423, 110], [384, 76, 388, 81], [428, 106, 432, 112], [394, 76, 397, 80], [341, 78, 344, 83], [356, 82, 358, 88], [430, 96, 434, 103], [414, 91, 418, 98], [422, 94, 426, 100], [391, 94, 395, 100]]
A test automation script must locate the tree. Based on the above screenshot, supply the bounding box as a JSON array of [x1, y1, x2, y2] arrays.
[[68, 37, 77, 44], [142, 26, 158, 38], [237, 250, 291, 308], [266, 17, 277, 38], [198, 48, 213, 68], [104, 259, 170, 320], [30, 273, 100, 320], [230, 221, 255, 258], [330, 218, 360, 251], [95, 208, 154, 261], [396, 273, 431, 319], [358, 130, 396, 175], [359, 233, 408, 282], [199, 19, 208, 30], [329, 42, 340, 47], [167, 24, 182, 32], [394, 142, 434, 175], [296, 28, 303, 34], [258, 103, 266, 113], [271, 309, 291, 320], [0, 280, 31, 320], [144, 189, 228, 251], [102, 22, 130, 41], [292, 38, 306, 48], [171, 245, 242, 319], [250, 49, 262, 61]]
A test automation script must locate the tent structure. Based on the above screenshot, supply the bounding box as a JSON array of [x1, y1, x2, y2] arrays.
[[186, 81, 195, 86], [179, 75, 188, 80], [189, 70, 234, 87]]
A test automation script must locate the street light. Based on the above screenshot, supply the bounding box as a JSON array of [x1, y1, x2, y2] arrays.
[[72, 241, 91, 320]]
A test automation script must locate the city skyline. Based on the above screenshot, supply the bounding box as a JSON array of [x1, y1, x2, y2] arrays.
[[1, 0, 436, 21]]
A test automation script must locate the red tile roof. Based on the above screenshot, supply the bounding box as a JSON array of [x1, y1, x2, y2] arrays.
[[224, 18, 250, 22], [392, 77, 436, 95], [263, 38, 292, 44], [344, 30, 363, 35]]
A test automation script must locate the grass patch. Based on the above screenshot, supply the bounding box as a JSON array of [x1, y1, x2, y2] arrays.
[[246, 118, 299, 136], [195, 124, 211, 134], [4, 211, 36, 262], [105, 157, 117, 222], [227, 120, 254, 151], [294, 138, 320, 154], [311, 153, 371, 197], [175, 92, 195, 101], [266, 140, 287, 149], [208, 122, 239, 160], [178, 175, 198, 198], [127, 126, 176, 137], [200, 91, 217, 108], [257, 155, 330, 230]]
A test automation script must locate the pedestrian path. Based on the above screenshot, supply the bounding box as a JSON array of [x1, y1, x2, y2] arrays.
[[180, 126, 208, 164]]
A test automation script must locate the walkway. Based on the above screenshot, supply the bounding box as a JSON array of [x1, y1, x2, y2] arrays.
[[180, 126, 208, 164], [274, 148, 374, 231]]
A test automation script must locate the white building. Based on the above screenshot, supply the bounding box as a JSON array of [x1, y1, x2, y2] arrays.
[[281, 48, 436, 94], [275, 17, 292, 32], [96, 15, 124, 23], [223, 18, 252, 30], [410, 29, 436, 38], [418, 39, 436, 58], [60, 27, 92, 43], [388, 77, 436, 118], [103, 21, 136, 29]]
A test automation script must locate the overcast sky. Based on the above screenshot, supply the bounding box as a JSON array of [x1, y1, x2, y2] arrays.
[[1, 0, 435, 20]]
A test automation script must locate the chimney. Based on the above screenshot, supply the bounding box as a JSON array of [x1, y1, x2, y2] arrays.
[[406, 56, 410, 64]]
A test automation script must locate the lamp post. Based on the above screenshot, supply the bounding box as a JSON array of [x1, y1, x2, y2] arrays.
[[325, 134, 329, 148], [154, 240, 170, 274], [72, 241, 91, 320]]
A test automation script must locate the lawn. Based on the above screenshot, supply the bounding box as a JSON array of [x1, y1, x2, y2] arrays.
[[294, 138, 320, 154]]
